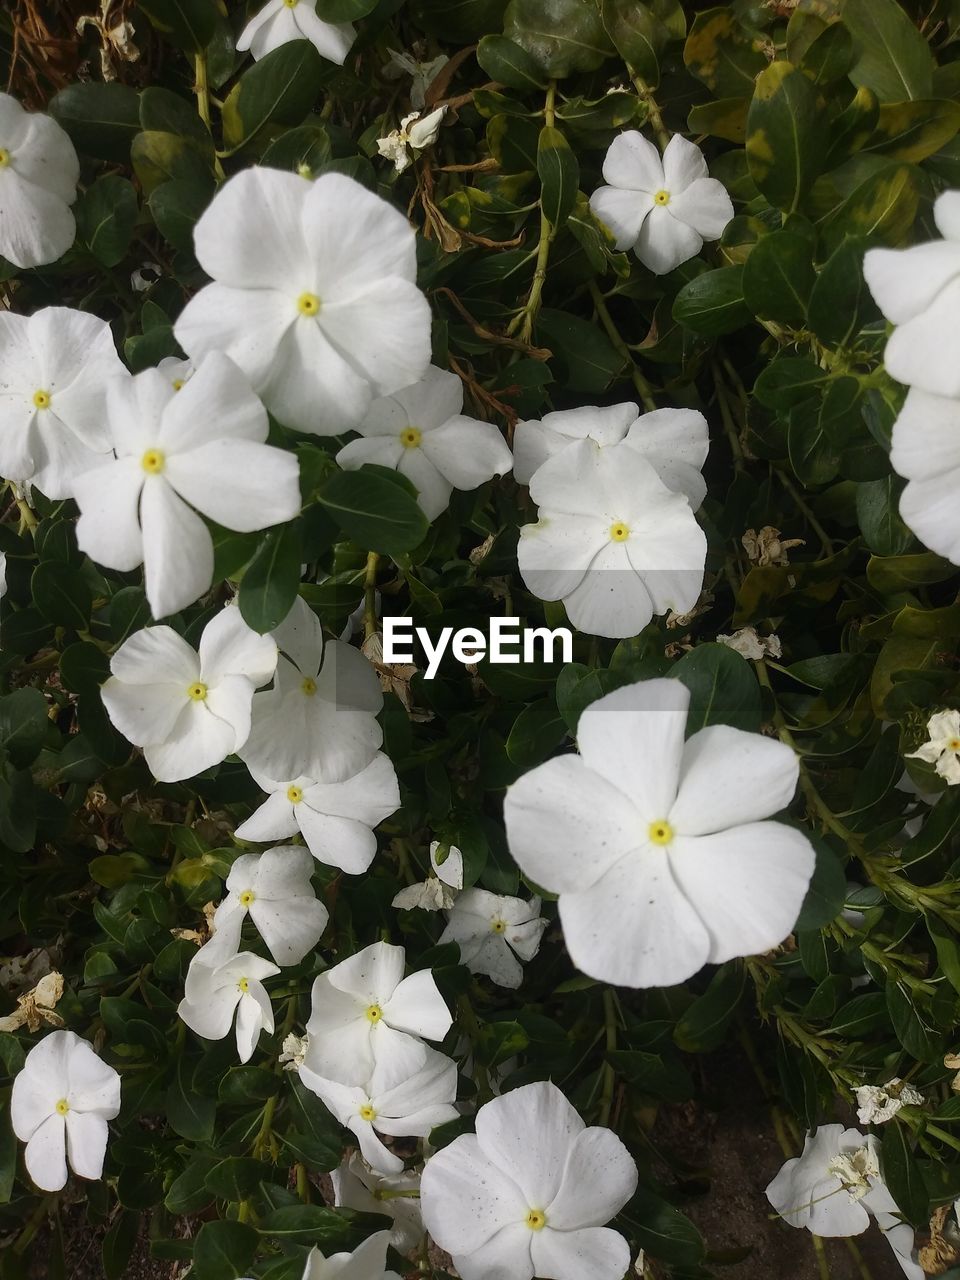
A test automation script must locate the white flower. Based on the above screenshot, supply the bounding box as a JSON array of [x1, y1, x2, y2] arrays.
[[765, 1125, 923, 1280], [717, 626, 782, 660], [384, 49, 449, 110], [504, 678, 815, 987], [420, 1081, 638, 1280], [337, 365, 512, 520], [0, 92, 79, 269], [0, 306, 127, 499], [376, 107, 446, 174], [863, 191, 960, 397], [855, 1079, 924, 1126], [240, 595, 383, 784], [156, 355, 193, 389], [300, 1046, 458, 1174], [236, 0, 356, 64], [298, 1230, 401, 1280], [10, 1030, 121, 1192], [439, 889, 547, 989], [392, 841, 464, 912], [512, 401, 709, 509], [174, 167, 432, 435], [213, 846, 328, 966], [236, 754, 399, 873], [888, 387, 960, 565], [101, 605, 278, 783], [907, 709, 960, 784], [303, 941, 452, 1086], [331, 1151, 424, 1253], [518, 440, 707, 640], [590, 132, 733, 275], [178, 940, 279, 1063], [280, 1032, 309, 1070]]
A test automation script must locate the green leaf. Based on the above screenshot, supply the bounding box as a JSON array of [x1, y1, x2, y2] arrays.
[[503, 0, 614, 79], [674, 963, 746, 1052], [131, 130, 214, 196], [48, 83, 141, 163], [607, 1049, 693, 1102], [476, 35, 547, 89], [856, 477, 914, 556], [103, 1210, 139, 1280], [0, 687, 50, 767], [885, 979, 943, 1062], [742, 230, 815, 327], [927, 913, 960, 997], [683, 7, 767, 97], [754, 355, 827, 409], [238, 522, 303, 633], [881, 1124, 929, 1228], [843, 0, 933, 102], [867, 99, 960, 163], [409, 0, 509, 41], [76, 176, 139, 267], [205, 1157, 275, 1202], [256, 1205, 358, 1245], [794, 836, 847, 930], [164, 1155, 219, 1215], [149, 178, 213, 251], [139, 85, 212, 143], [137, 0, 219, 51], [537, 308, 625, 392], [822, 163, 921, 252], [167, 1056, 216, 1141], [537, 125, 578, 229], [315, 0, 381, 18], [672, 266, 751, 336], [223, 42, 324, 149], [600, 0, 670, 84], [797, 20, 855, 85], [318, 467, 428, 557], [191, 1220, 259, 1280], [620, 1190, 705, 1267], [673, 643, 762, 732], [31, 560, 92, 630], [506, 698, 566, 767], [807, 237, 876, 349], [747, 61, 820, 214]]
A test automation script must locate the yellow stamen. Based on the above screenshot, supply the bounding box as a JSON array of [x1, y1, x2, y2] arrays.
[[287, 784, 303, 804], [301, 676, 317, 696], [648, 819, 674, 846], [949, 738, 960, 752], [239, 890, 255, 908], [141, 448, 165, 474], [365, 1004, 383, 1023], [54, 1098, 70, 1116], [238, 976, 250, 993], [359, 1103, 376, 1121], [283, 0, 299, 6], [32, 389, 51, 410], [297, 291, 321, 316], [172, 379, 185, 391], [400, 426, 422, 449], [609, 521, 630, 542], [525, 1209, 547, 1231], [653, 189, 670, 206], [0, 149, 10, 169], [490, 918, 507, 934], [187, 681, 208, 702]]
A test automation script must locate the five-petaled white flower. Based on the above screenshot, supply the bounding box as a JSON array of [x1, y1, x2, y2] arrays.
[[11, 1030, 121, 1192], [376, 107, 446, 175], [420, 1081, 638, 1280], [392, 840, 464, 912], [512, 401, 709, 508], [0, 306, 127, 499], [888, 387, 960, 566], [74, 351, 301, 620], [174, 167, 432, 435], [517, 440, 707, 639], [439, 889, 547, 989], [590, 132, 733, 275], [303, 941, 452, 1085], [300, 1046, 458, 1174], [337, 365, 513, 520], [0, 92, 80, 269], [236, 0, 356, 65], [240, 595, 383, 784], [331, 1152, 424, 1253], [863, 190, 960, 398], [504, 678, 815, 988], [213, 846, 328, 966], [101, 605, 278, 783], [294, 1230, 401, 1280], [907, 709, 960, 784], [765, 1125, 923, 1279], [179, 938, 280, 1063]]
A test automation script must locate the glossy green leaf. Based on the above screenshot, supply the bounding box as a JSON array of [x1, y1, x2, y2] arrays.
[[318, 467, 428, 557], [76, 175, 139, 266], [503, 0, 614, 78], [746, 61, 820, 213], [537, 125, 578, 228]]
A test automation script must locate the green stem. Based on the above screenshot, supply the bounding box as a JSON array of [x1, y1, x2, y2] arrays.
[[587, 280, 657, 411], [194, 53, 225, 181], [631, 74, 671, 148], [598, 988, 618, 1127], [778, 469, 834, 558], [812, 1234, 832, 1280], [713, 362, 745, 472], [363, 551, 379, 640], [507, 81, 557, 343]]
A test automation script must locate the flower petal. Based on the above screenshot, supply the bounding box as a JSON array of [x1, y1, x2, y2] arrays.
[[420, 1134, 528, 1254], [589, 185, 651, 251], [883, 274, 960, 395], [319, 275, 433, 402], [192, 167, 311, 292], [140, 477, 214, 620], [475, 1082, 583, 1208], [145, 701, 238, 782], [547, 1126, 637, 1229], [420, 416, 513, 490], [24, 1113, 68, 1191], [635, 205, 703, 274], [383, 969, 452, 1042], [302, 172, 419, 294], [666, 176, 733, 240], [174, 283, 296, 391], [166, 438, 301, 532], [73, 458, 145, 572], [65, 1110, 109, 1181], [199, 605, 278, 686], [862, 241, 960, 325], [661, 134, 709, 191], [397, 445, 454, 519], [531, 1227, 632, 1280], [0, 171, 75, 270], [259, 314, 373, 434], [601, 131, 663, 192], [452, 1224, 534, 1280], [670, 724, 799, 834], [159, 350, 269, 452]]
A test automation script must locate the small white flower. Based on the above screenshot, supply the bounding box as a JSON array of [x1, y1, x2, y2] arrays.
[[517, 440, 707, 639], [888, 387, 960, 565], [855, 1079, 924, 1126], [439, 889, 547, 989], [376, 107, 446, 174], [0, 306, 127, 499], [717, 626, 782, 661], [392, 841, 464, 912], [74, 351, 301, 620], [504, 678, 815, 988], [240, 595, 383, 784], [11, 1030, 121, 1192], [174, 167, 432, 435], [279, 1032, 308, 1070], [236, 0, 356, 65], [337, 364, 512, 520], [178, 940, 279, 1063], [303, 941, 452, 1086], [512, 401, 709, 509], [101, 605, 278, 783], [420, 1081, 638, 1280], [298, 1230, 401, 1280], [300, 1046, 458, 1174], [907, 709, 960, 785], [384, 49, 449, 110], [590, 132, 733, 275], [0, 92, 80, 269], [213, 846, 328, 966], [331, 1152, 424, 1253], [863, 191, 960, 397]]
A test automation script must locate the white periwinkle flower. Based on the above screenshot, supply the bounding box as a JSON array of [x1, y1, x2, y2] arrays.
[[907, 709, 960, 784], [376, 107, 446, 174], [765, 1125, 923, 1279], [300, 1046, 458, 1174], [101, 605, 278, 783], [863, 190, 960, 397], [512, 400, 709, 507], [0, 92, 79, 269], [518, 440, 707, 639], [174, 167, 432, 435], [384, 48, 449, 110], [179, 942, 279, 1063], [240, 595, 383, 783], [237, 0, 356, 65], [213, 846, 328, 966], [0, 306, 127, 499], [855, 1079, 924, 1126], [297, 1230, 401, 1280], [303, 941, 452, 1085], [504, 678, 815, 988], [439, 889, 547, 989], [420, 1081, 638, 1280], [74, 351, 300, 620], [11, 1030, 121, 1192], [331, 1152, 424, 1253], [888, 387, 960, 565], [392, 840, 464, 912], [590, 132, 733, 275], [337, 365, 513, 520]]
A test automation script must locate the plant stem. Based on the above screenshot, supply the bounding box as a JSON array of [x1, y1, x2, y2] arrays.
[[598, 987, 618, 1127], [812, 1234, 832, 1280], [631, 75, 670, 148], [587, 280, 657, 410], [364, 551, 379, 640], [507, 81, 557, 343], [778, 469, 834, 558], [194, 53, 225, 180]]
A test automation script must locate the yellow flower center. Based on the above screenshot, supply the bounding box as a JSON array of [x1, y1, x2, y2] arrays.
[[609, 521, 630, 542], [141, 448, 165, 474], [366, 1004, 383, 1023], [648, 819, 674, 846], [297, 163, 313, 179], [239, 890, 256, 908], [525, 1209, 547, 1231], [653, 188, 670, 206], [187, 681, 208, 702], [172, 378, 185, 391], [359, 1103, 377, 1122], [54, 1098, 70, 1116], [490, 918, 507, 934], [0, 149, 10, 169], [238, 976, 250, 993], [32, 389, 51, 410], [949, 738, 960, 752], [287, 784, 303, 804], [283, 0, 299, 7], [297, 291, 321, 316], [400, 426, 422, 449], [301, 676, 317, 696]]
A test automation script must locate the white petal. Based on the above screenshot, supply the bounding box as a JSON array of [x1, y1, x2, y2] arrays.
[[174, 284, 295, 391], [100, 678, 187, 748], [420, 1134, 528, 1254], [382, 969, 452, 1042], [531, 1227, 632, 1280], [397, 445, 454, 519], [65, 1037, 121, 1116], [199, 605, 278, 685], [73, 458, 145, 572], [890, 386, 960, 481], [935, 190, 960, 241], [517, 513, 609, 602], [601, 131, 663, 192], [303, 172, 419, 295], [636, 205, 703, 274], [251, 895, 328, 966], [205, 673, 258, 748], [589, 185, 651, 251], [0, 171, 75, 270], [670, 724, 799, 834], [884, 274, 960, 395], [159, 350, 269, 452], [105, 365, 174, 457], [235, 790, 300, 843], [899, 473, 960, 564], [337, 435, 406, 472], [667, 177, 733, 240], [14, 112, 79, 202], [166, 438, 300, 532], [27, 410, 112, 501], [235, 989, 269, 1062], [547, 1126, 637, 1229], [623, 407, 709, 508], [24, 1114, 68, 1191], [64, 1110, 109, 1181], [419, 416, 513, 490], [140, 477, 214, 619], [145, 701, 237, 782], [110, 624, 199, 686], [475, 1081, 582, 1208], [192, 167, 311, 292], [259, 315, 373, 435], [319, 276, 433, 403], [386, 365, 464, 431], [661, 134, 709, 191], [292, 9, 356, 64], [862, 241, 960, 325], [452, 1223, 534, 1280]]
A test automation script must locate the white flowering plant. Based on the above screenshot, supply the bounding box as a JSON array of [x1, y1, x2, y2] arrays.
[[2, 3, 960, 1279]]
